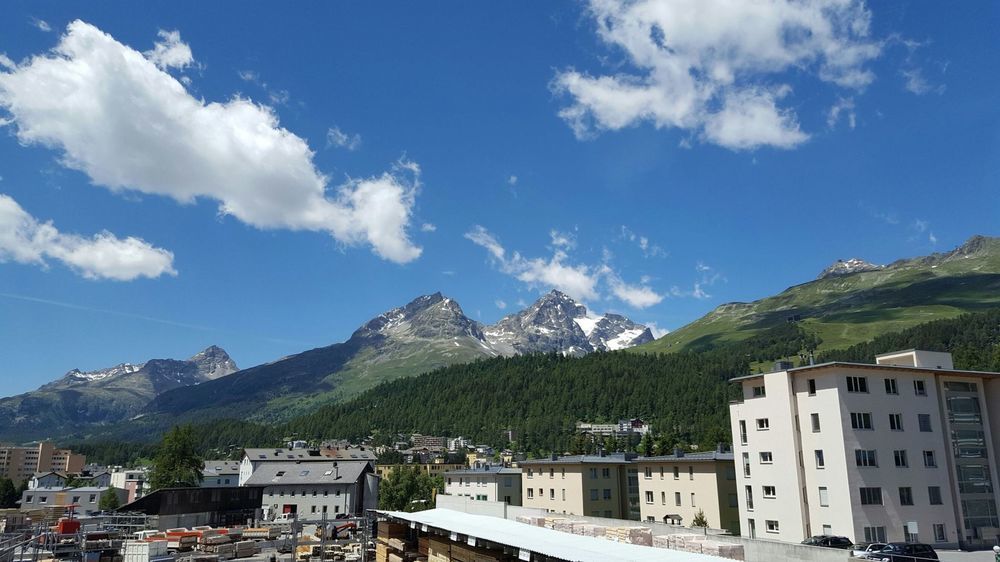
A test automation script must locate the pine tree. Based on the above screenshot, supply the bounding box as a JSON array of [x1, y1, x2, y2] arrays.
[[691, 509, 708, 528], [98, 488, 120, 511], [0, 478, 17, 508]]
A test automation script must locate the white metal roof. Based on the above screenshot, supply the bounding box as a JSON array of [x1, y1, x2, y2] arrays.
[[378, 508, 731, 562]]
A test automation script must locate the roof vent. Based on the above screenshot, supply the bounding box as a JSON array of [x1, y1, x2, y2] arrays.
[[550, 453, 558, 461], [674, 448, 685, 458]]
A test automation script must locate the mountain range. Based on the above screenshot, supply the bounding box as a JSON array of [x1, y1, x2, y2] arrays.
[[637, 235, 1000, 354], [0, 291, 651, 441]]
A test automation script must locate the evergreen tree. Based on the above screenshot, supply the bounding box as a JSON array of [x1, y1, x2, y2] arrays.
[[691, 509, 708, 528], [0, 478, 17, 508], [638, 433, 655, 457], [98, 488, 120, 511], [149, 425, 204, 490]]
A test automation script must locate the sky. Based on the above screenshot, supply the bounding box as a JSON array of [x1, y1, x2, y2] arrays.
[[0, 1, 997, 395]]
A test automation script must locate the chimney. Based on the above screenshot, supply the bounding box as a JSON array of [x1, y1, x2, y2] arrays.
[[550, 453, 558, 461], [598, 450, 606, 458], [674, 448, 685, 458], [716, 443, 726, 454]]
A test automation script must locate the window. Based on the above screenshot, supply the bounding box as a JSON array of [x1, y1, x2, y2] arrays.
[[810, 413, 820, 432], [549, 489, 554, 500], [603, 489, 612, 500], [899, 487, 913, 506], [676, 492, 682, 506], [847, 376, 869, 393], [527, 468, 533, 479], [808, 379, 816, 395], [744, 486, 753, 510], [928, 486, 942, 505], [855, 449, 878, 467], [884, 378, 898, 394], [914, 380, 927, 395], [762, 486, 776, 498], [933, 524, 946, 543], [728, 493, 738, 508], [818, 487, 829, 507], [759, 452, 773, 464], [752, 385, 766, 397], [851, 412, 873, 430], [691, 493, 696, 506], [756, 418, 770, 430], [894, 450, 909, 468], [689, 466, 694, 480], [739, 420, 748, 445], [889, 413, 903, 431], [88, 495, 96, 503], [589, 468, 597, 479], [644, 467, 652, 479], [864, 526, 887, 543], [561, 489, 566, 501], [742, 453, 751, 477], [561, 468, 565, 479], [602, 468, 611, 478], [310, 506, 317, 513], [918, 414, 932, 432], [659, 467, 664, 479], [923, 450, 937, 467], [661, 492, 666, 505], [859, 487, 883, 505], [589, 489, 597, 501], [822, 525, 832, 535], [674, 466, 680, 480], [72, 496, 80, 504], [645, 491, 653, 504], [765, 520, 779, 533], [815, 450, 825, 469]]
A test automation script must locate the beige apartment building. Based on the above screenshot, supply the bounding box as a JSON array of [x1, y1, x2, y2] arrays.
[[519, 454, 639, 520], [635, 449, 740, 534], [730, 349, 1000, 549], [443, 466, 522, 505], [0, 443, 85, 484]]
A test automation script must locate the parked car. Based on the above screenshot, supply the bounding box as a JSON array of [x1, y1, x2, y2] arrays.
[[801, 535, 855, 549], [852, 542, 888, 558], [871, 543, 938, 562]]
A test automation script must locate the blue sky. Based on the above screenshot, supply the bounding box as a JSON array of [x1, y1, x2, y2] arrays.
[[0, 1, 997, 395]]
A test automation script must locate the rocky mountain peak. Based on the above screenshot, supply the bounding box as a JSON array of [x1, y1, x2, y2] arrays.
[[353, 292, 483, 341], [187, 345, 238, 380], [818, 258, 884, 279]]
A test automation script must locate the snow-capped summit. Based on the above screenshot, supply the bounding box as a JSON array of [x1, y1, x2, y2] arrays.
[[818, 258, 884, 279]]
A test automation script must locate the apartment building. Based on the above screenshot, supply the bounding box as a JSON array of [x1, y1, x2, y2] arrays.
[[0, 443, 85, 484], [443, 466, 522, 505], [244, 460, 378, 519], [20, 486, 127, 516], [239, 447, 374, 486], [730, 349, 1000, 549], [201, 460, 240, 487], [110, 468, 150, 503], [635, 448, 740, 534], [519, 453, 639, 520]]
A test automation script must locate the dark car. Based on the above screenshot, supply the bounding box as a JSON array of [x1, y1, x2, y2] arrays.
[[872, 542, 938, 562], [801, 535, 854, 549]]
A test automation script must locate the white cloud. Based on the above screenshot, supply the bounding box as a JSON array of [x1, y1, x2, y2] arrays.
[[30, 18, 52, 32], [420, 223, 437, 232], [495, 299, 507, 310], [901, 67, 943, 95], [0, 193, 175, 280], [602, 266, 664, 308], [0, 21, 423, 264], [620, 225, 665, 257], [644, 321, 669, 339], [929, 232, 938, 245], [553, 0, 880, 150], [238, 70, 259, 82], [465, 225, 665, 308], [827, 96, 857, 129], [144, 29, 193, 70], [327, 126, 362, 151], [0, 54, 15, 70], [507, 175, 518, 186], [550, 229, 576, 250]]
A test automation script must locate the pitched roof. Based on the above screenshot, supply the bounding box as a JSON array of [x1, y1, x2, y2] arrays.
[[202, 460, 241, 476], [243, 461, 369, 486]]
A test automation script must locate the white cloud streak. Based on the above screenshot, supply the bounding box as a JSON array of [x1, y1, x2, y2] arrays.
[[0, 21, 423, 264], [465, 225, 665, 309], [827, 96, 857, 129], [30, 18, 52, 32], [553, 0, 881, 150], [327, 126, 362, 151], [495, 299, 507, 310], [0, 194, 175, 280]]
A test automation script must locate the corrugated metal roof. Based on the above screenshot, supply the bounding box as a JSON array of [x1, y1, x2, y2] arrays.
[[378, 508, 729, 562], [520, 454, 633, 465], [243, 460, 369, 486], [638, 452, 734, 462]]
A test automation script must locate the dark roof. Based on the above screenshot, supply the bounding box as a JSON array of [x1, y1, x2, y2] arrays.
[[202, 460, 240, 476], [243, 448, 328, 461], [443, 467, 521, 477], [118, 487, 263, 516], [520, 454, 633, 466], [636, 452, 733, 462], [729, 361, 1000, 383], [243, 461, 370, 486]]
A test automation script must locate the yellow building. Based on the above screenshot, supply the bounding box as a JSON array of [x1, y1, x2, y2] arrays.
[[635, 450, 739, 535], [519, 454, 638, 520], [0, 443, 85, 484]]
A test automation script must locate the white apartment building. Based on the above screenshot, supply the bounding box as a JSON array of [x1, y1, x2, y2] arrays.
[[730, 349, 1000, 549], [443, 466, 522, 505]]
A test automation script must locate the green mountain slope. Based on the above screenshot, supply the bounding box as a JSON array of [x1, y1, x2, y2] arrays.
[[638, 235, 1000, 354]]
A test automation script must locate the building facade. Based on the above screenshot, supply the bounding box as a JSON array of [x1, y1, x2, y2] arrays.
[[110, 468, 151, 503], [202, 460, 240, 487], [443, 466, 522, 505], [20, 486, 127, 515], [730, 349, 1000, 548], [635, 449, 740, 534], [375, 463, 466, 480], [239, 447, 374, 486], [0, 443, 85, 484], [244, 460, 378, 520], [519, 454, 638, 520]]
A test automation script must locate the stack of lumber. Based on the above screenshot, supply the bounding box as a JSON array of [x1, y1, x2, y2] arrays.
[[652, 535, 745, 560], [449, 542, 507, 562], [233, 540, 258, 558], [427, 538, 451, 562], [571, 524, 607, 538], [513, 516, 545, 527], [604, 526, 652, 546]]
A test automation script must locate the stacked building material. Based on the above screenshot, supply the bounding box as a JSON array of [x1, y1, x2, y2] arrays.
[[427, 537, 451, 562], [603, 526, 652, 546], [232, 540, 258, 558]]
